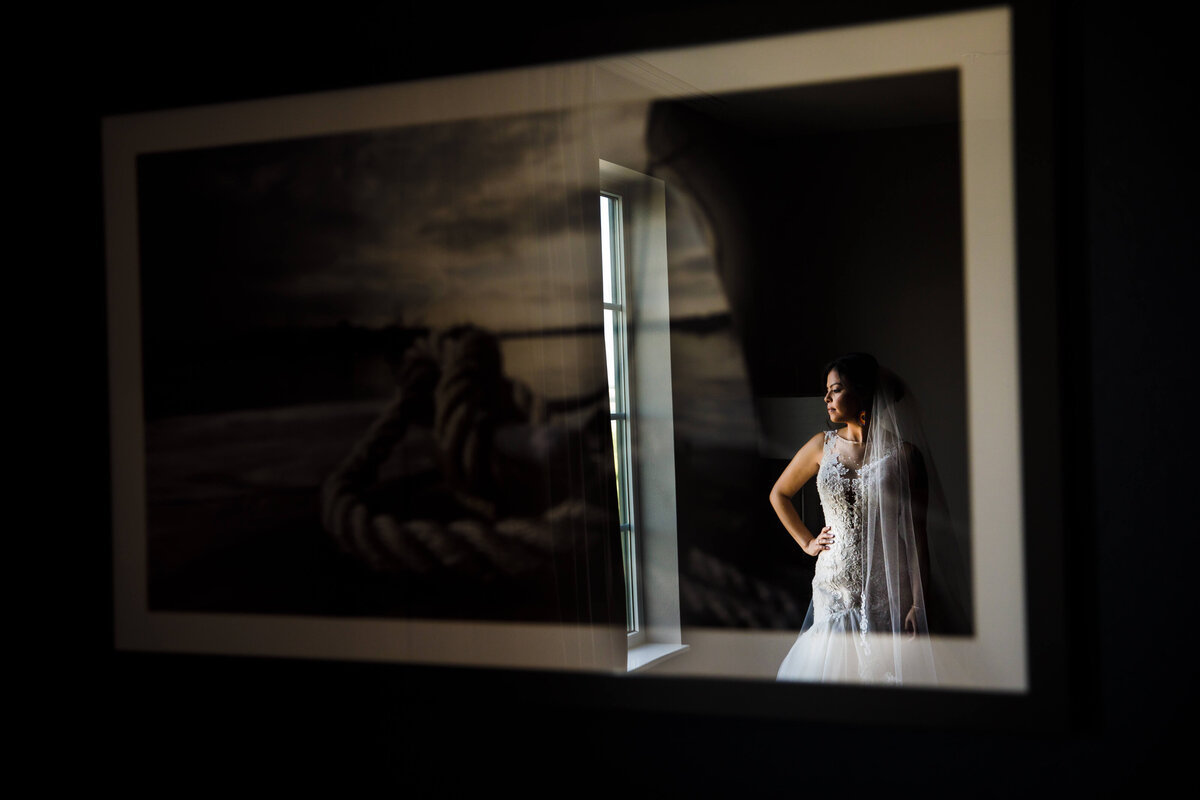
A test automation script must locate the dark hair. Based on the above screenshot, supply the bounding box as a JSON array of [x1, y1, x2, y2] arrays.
[[823, 352, 879, 413]]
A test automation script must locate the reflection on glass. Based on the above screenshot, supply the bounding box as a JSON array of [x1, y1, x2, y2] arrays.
[[604, 309, 617, 412], [600, 194, 614, 305], [601, 192, 638, 635]]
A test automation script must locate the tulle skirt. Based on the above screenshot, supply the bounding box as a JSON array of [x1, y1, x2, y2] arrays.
[[776, 608, 940, 685], [776, 608, 878, 683]]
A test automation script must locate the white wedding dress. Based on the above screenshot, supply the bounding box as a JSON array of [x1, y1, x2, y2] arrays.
[[776, 430, 910, 684]]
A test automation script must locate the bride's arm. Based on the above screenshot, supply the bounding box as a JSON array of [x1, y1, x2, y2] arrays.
[[769, 433, 827, 557]]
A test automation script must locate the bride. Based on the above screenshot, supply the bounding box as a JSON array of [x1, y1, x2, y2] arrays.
[[770, 353, 963, 685]]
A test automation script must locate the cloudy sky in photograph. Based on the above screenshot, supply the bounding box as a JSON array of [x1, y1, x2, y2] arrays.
[[137, 99, 729, 348]]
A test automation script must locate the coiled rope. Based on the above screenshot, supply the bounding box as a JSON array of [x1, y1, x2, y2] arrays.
[[320, 326, 611, 582]]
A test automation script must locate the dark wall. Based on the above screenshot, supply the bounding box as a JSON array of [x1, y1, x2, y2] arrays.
[[648, 78, 969, 628], [58, 1, 1193, 793]]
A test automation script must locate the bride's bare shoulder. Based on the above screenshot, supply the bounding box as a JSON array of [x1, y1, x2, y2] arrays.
[[773, 432, 827, 494], [796, 431, 827, 463]]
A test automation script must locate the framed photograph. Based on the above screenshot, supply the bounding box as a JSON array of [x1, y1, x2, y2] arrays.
[[105, 4, 1067, 727]]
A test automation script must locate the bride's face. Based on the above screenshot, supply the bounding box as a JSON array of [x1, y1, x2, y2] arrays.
[[824, 369, 863, 425]]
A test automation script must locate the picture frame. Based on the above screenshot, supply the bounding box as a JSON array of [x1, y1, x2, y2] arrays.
[[103, 2, 1070, 730]]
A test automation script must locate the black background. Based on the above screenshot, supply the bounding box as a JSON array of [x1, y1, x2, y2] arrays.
[[38, 0, 1192, 793]]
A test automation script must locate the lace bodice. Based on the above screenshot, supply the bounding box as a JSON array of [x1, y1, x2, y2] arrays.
[[811, 430, 898, 631], [815, 430, 899, 531], [816, 430, 865, 532], [811, 431, 864, 617]]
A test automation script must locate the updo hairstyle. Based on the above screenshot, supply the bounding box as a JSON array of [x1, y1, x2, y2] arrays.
[[822, 352, 880, 415]]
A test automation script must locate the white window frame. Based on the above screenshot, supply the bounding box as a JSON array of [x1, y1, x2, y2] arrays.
[[599, 159, 688, 672]]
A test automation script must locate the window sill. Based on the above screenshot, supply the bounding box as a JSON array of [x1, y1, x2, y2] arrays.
[[627, 642, 690, 673]]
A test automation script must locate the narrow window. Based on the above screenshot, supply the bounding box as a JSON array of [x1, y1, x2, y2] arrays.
[[601, 159, 684, 671], [600, 191, 642, 641]]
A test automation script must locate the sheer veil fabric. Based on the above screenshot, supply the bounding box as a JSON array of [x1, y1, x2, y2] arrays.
[[778, 368, 970, 685]]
